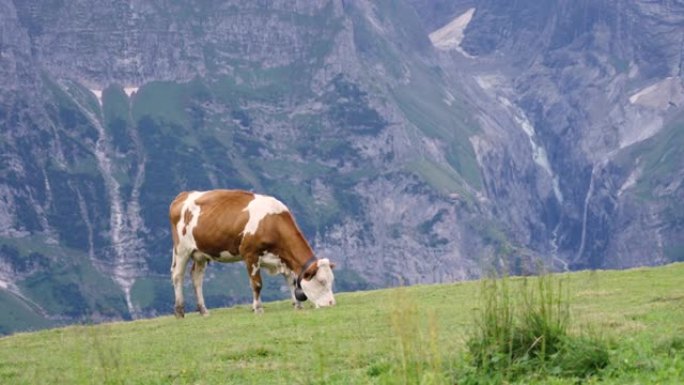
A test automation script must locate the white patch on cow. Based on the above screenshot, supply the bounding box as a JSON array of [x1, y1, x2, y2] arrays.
[[258, 251, 290, 276], [175, 191, 205, 255], [191, 250, 212, 262], [253, 297, 263, 312], [259, 252, 281, 266], [216, 250, 242, 263], [193, 249, 242, 264], [250, 251, 290, 276], [300, 258, 336, 308], [242, 194, 288, 236]]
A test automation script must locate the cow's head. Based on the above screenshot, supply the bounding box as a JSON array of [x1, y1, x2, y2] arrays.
[[298, 258, 336, 307]]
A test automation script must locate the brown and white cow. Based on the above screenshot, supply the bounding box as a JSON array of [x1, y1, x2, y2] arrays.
[[169, 189, 336, 318]]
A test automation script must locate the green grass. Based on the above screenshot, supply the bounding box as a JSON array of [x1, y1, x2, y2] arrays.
[[1, 263, 683, 384], [614, 114, 684, 200], [392, 64, 483, 191], [0, 290, 54, 335], [131, 80, 210, 127], [406, 158, 468, 198]]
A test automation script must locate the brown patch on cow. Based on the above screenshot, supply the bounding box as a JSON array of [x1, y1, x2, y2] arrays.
[[302, 261, 319, 281], [184, 209, 193, 226], [190, 190, 254, 257], [249, 211, 316, 274], [182, 209, 193, 236]]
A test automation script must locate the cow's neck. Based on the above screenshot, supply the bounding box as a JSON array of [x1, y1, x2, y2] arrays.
[[291, 247, 316, 276], [272, 213, 316, 275], [299, 255, 318, 275], [283, 234, 316, 275]]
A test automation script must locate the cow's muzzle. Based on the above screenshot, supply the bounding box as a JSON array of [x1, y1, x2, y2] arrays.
[[294, 285, 308, 302]]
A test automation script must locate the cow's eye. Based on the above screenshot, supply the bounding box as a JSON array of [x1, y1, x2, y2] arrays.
[[319, 279, 327, 286]]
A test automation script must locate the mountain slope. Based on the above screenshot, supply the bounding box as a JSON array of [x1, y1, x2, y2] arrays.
[[1, 0, 683, 334], [0, 263, 682, 384], [0, 0, 493, 332], [412, 0, 684, 268]]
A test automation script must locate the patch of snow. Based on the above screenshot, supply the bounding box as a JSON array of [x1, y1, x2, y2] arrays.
[[473, 74, 504, 91], [617, 167, 641, 197], [124, 87, 139, 97], [618, 78, 680, 149], [443, 89, 456, 106], [429, 8, 475, 58], [90, 89, 103, 106], [619, 112, 663, 149], [629, 76, 684, 109]]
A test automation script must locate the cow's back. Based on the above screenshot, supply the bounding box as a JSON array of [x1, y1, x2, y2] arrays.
[[170, 190, 254, 257]]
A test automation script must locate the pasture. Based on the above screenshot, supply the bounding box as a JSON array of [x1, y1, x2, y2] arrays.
[[1, 263, 683, 384]]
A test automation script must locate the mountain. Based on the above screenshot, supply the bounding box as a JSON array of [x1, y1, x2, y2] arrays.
[[1, 0, 682, 334], [415, 0, 684, 271]]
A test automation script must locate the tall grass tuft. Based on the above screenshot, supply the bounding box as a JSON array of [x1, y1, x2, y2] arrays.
[[514, 274, 568, 368], [462, 272, 609, 383], [85, 324, 127, 385], [466, 274, 514, 380], [385, 288, 450, 385]]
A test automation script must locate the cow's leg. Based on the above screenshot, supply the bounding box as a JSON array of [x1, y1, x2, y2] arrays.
[[171, 249, 191, 318], [284, 274, 303, 310], [191, 259, 209, 316], [244, 258, 264, 313]]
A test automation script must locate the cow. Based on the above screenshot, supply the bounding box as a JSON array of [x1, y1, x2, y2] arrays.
[[169, 189, 336, 318]]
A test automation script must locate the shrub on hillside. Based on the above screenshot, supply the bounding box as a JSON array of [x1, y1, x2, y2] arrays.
[[462, 273, 609, 383]]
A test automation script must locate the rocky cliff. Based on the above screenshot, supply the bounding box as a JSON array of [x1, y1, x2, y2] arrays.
[[417, 0, 684, 270], [0, 0, 682, 334]]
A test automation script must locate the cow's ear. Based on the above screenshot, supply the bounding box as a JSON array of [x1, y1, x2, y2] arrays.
[[302, 263, 318, 281], [330, 262, 336, 269]]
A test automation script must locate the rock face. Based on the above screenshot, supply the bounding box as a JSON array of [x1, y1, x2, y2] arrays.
[[0, 0, 682, 334], [418, 0, 684, 270]]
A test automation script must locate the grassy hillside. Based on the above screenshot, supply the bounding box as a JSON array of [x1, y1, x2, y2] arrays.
[[1, 263, 683, 384]]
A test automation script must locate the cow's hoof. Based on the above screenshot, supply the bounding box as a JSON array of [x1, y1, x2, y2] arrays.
[[198, 306, 210, 317], [293, 302, 303, 310], [174, 305, 185, 319], [253, 307, 264, 314]]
